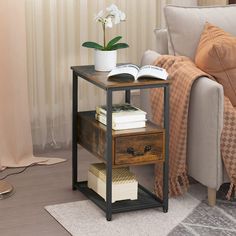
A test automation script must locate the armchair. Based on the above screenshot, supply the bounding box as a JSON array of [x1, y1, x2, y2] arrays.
[[141, 5, 236, 206]]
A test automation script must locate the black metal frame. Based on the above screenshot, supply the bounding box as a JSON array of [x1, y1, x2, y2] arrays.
[[72, 70, 169, 221]]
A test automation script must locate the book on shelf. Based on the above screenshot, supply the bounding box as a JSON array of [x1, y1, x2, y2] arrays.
[[96, 103, 146, 117], [96, 113, 146, 123], [95, 113, 146, 130], [95, 103, 147, 130], [107, 64, 168, 81]]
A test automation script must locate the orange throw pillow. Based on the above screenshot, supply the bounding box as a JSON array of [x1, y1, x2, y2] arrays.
[[195, 22, 236, 106]]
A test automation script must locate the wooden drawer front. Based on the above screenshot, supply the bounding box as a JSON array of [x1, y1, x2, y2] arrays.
[[115, 133, 164, 165], [78, 112, 106, 160]]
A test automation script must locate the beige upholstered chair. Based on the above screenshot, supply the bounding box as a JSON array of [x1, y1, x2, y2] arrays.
[[141, 5, 236, 206]]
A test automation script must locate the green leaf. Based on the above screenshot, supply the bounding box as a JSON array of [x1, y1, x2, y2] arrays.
[[82, 41, 104, 50], [106, 36, 122, 50], [109, 43, 129, 50]]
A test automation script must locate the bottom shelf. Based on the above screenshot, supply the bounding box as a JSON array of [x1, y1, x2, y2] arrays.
[[74, 181, 163, 214]]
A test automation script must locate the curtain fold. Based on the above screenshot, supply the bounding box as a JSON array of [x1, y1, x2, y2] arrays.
[[0, 0, 65, 169]]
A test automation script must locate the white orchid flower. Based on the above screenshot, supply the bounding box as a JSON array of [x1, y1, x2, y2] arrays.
[[106, 4, 119, 13], [105, 17, 113, 28], [106, 4, 125, 25], [120, 12, 126, 21], [113, 10, 126, 24], [94, 10, 104, 22], [113, 13, 120, 24], [83, 4, 128, 50]]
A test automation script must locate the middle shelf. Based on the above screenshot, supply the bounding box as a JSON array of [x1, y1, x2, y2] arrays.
[[77, 111, 165, 167]]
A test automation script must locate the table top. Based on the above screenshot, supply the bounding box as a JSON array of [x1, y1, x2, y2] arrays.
[[71, 65, 171, 90]]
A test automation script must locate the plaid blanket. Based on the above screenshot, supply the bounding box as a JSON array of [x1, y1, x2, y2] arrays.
[[150, 55, 236, 199]]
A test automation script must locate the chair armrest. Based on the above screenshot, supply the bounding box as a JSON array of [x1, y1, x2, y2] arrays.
[[140, 50, 160, 67], [154, 28, 168, 55], [139, 41, 169, 117], [140, 49, 225, 190], [187, 77, 224, 189]]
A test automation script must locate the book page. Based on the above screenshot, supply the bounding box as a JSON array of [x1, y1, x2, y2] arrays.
[[137, 65, 168, 80], [107, 64, 139, 79], [97, 103, 146, 116]]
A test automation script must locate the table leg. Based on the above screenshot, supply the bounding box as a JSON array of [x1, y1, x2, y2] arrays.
[[106, 89, 113, 221], [125, 89, 131, 103], [72, 72, 78, 190], [163, 85, 169, 212]]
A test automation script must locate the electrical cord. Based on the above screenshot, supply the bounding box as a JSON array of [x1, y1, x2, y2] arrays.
[[0, 185, 15, 200], [0, 163, 36, 180]]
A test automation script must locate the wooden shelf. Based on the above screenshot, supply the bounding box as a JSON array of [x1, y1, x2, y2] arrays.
[[71, 65, 171, 90], [71, 65, 170, 220], [75, 181, 163, 214]]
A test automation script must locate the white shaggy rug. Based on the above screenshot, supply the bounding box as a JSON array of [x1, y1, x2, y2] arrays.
[[45, 193, 200, 236]]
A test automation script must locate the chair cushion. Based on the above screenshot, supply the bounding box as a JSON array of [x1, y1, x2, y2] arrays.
[[164, 5, 236, 60], [195, 23, 236, 106]]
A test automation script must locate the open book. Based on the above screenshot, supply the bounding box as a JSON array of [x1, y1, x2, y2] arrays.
[[107, 64, 168, 80]]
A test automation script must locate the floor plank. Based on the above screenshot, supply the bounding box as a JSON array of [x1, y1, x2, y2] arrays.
[[0, 147, 155, 236], [0, 148, 95, 236]]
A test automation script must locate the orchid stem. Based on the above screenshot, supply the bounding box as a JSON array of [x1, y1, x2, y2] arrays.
[[103, 23, 106, 49]]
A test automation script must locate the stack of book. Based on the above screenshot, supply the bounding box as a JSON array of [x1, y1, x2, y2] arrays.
[[95, 103, 146, 130]]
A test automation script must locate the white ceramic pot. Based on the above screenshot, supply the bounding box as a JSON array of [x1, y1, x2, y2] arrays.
[[94, 50, 117, 71]]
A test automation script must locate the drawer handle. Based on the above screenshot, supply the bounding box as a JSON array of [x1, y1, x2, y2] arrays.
[[127, 145, 152, 157]]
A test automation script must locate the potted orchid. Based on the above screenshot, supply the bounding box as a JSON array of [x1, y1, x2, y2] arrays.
[[82, 4, 129, 71]]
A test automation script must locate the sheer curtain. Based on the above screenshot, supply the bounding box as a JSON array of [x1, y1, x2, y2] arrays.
[[0, 0, 64, 169], [25, 0, 159, 149]]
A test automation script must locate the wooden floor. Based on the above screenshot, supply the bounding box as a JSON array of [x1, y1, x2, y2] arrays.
[[0, 148, 95, 236], [0, 148, 155, 236]]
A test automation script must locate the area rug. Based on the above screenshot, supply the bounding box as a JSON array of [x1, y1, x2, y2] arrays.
[[169, 200, 236, 235], [45, 193, 200, 236]]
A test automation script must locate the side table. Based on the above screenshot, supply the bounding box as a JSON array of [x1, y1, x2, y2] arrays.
[[71, 65, 171, 221]]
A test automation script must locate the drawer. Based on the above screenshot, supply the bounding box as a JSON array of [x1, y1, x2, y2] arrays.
[[114, 132, 164, 165], [78, 111, 165, 167]]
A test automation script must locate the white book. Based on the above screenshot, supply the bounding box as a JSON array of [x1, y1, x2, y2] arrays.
[[95, 113, 146, 130], [95, 113, 146, 124], [96, 103, 146, 117], [107, 64, 168, 81]]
